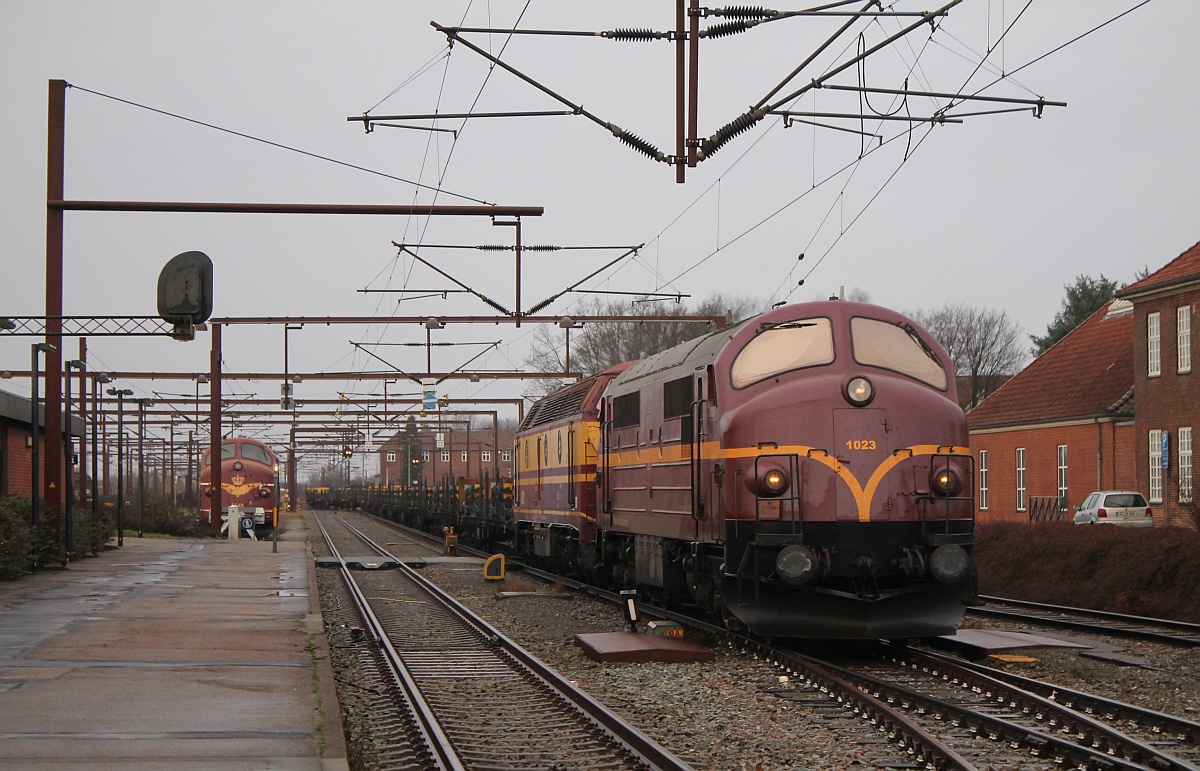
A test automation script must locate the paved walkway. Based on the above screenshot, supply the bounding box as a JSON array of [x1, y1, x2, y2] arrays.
[[0, 513, 346, 770]]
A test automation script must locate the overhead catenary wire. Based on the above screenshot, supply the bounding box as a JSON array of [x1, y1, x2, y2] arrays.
[[66, 85, 494, 206]]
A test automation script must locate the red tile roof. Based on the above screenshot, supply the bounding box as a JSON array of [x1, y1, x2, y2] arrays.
[[1118, 240, 1200, 297], [967, 303, 1134, 429]]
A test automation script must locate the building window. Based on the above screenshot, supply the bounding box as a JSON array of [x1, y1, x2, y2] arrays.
[[461, 451, 468, 463], [421, 451, 430, 462], [1180, 427, 1193, 504], [385, 452, 396, 463], [441, 451, 450, 463], [1149, 430, 1164, 503], [978, 450, 988, 510], [481, 450, 491, 463], [1057, 445, 1068, 501], [501, 450, 511, 463], [1179, 306, 1192, 373], [1015, 448, 1026, 511], [1148, 312, 1161, 377]]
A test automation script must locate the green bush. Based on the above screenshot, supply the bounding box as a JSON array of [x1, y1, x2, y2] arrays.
[[140, 497, 208, 538], [0, 496, 35, 580], [67, 506, 116, 557]]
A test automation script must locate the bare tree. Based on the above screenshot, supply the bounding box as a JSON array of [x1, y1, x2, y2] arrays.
[[521, 294, 756, 402], [911, 304, 1026, 409]]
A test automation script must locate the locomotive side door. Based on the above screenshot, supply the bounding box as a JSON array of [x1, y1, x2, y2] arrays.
[[599, 396, 613, 530], [833, 408, 891, 522]]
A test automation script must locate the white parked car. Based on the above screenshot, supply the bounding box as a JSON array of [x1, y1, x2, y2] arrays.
[[1072, 491, 1153, 527]]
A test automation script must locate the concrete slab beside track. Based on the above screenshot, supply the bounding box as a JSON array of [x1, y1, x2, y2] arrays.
[[0, 513, 347, 770]]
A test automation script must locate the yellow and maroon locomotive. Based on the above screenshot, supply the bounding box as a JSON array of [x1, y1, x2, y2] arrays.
[[514, 300, 975, 639], [200, 437, 280, 536]]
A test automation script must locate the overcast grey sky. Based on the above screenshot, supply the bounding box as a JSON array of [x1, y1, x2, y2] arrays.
[[2, 1, 1197, 470]]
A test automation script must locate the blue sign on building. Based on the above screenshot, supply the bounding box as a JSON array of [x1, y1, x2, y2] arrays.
[[1162, 431, 1170, 469]]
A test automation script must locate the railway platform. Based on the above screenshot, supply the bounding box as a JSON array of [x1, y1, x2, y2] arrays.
[[0, 512, 347, 770]]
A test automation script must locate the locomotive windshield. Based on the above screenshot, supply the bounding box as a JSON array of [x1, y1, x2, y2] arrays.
[[850, 317, 947, 389], [202, 441, 238, 467], [731, 317, 834, 388], [241, 443, 272, 465]]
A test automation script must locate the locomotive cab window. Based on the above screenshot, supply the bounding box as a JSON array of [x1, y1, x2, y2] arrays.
[[731, 317, 834, 388], [203, 441, 238, 466], [241, 443, 271, 465], [850, 317, 947, 390]]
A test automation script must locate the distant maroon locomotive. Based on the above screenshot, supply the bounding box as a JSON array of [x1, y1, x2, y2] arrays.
[[200, 437, 280, 535], [514, 300, 975, 639]]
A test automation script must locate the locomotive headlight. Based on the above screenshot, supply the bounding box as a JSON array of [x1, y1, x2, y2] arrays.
[[233, 461, 243, 471], [746, 465, 791, 497], [844, 376, 874, 406], [763, 468, 789, 496], [929, 466, 962, 496]]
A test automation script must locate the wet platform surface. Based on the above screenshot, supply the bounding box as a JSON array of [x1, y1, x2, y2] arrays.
[[0, 514, 346, 770]]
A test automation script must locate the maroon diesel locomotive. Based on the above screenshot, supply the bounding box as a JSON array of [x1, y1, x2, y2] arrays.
[[514, 299, 974, 639], [200, 437, 280, 536]]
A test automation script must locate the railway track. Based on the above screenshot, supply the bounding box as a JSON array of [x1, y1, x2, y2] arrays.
[[918, 648, 1200, 768], [336, 509, 1200, 769], [970, 596, 1200, 646], [314, 511, 695, 771], [787, 643, 1200, 771]]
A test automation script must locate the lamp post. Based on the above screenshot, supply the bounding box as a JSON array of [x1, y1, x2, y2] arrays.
[[107, 387, 133, 546], [194, 374, 208, 509], [92, 373, 112, 555], [63, 359, 86, 563], [133, 398, 154, 537], [31, 342, 57, 568]]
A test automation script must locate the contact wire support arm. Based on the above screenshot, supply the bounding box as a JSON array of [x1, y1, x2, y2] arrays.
[[430, 21, 669, 164], [524, 244, 645, 315], [394, 244, 512, 316]]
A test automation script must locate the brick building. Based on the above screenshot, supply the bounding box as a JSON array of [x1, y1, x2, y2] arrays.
[[375, 422, 515, 487], [966, 302, 1136, 523], [1115, 240, 1200, 527], [0, 388, 84, 496]]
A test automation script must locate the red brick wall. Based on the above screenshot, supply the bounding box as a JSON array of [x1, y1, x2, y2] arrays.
[[2, 422, 40, 496], [1113, 423, 1136, 490], [0, 419, 72, 498], [971, 419, 1134, 524], [1131, 287, 1200, 527]]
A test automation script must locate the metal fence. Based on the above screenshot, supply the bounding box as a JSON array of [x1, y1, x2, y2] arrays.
[[1027, 495, 1069, 523]]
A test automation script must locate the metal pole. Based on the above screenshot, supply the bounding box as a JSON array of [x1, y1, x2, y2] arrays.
[[186, 430, 194, 506], [31, 345, 41, 567], [112, 390, 127, 546], [169, 415, 176, 505], [44, 80, 66, 551], [687, 0, 700, 168], [676, 0, 686, 183], [137, 399, 146, 538], [63, 360, 75, 563], [209, 324, 222, 535], [91, 375, 105, 555]]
